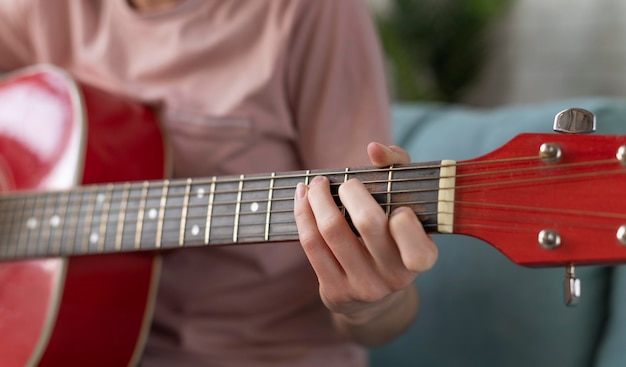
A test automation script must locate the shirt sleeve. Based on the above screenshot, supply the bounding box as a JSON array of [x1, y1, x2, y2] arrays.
[[0, 0, 34, 71], [286, 0, 393, 170]]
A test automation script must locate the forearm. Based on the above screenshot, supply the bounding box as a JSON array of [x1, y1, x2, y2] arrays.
[[331, 284, 419, 347]]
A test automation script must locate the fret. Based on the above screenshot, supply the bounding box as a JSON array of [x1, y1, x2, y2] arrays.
[[50, 190, 70, 256], [159, 180, 188, 248], [99, 186, 116, 253], [342, 167, 350, 217], [134, 181, 149, 250], [0, 198, 7, 257], [36, 192, 51, 256], [237, 172, 272, 244], [17, 194, 40, 257], [324, 169, 345, 211], [137, 181, 166, 250], [10, 195, 23, 258], [264, 173, 275, 241], [389, 162, 442, 230], [120, 182, 145, 251], [72, 187, 94, 255], [204, 177, 216, 244], [334, 166, 396, 235], [70, 187, 92, 254], [101, 184, 124, 253], [154, 180, 169, 249], [386, 165, 394, 216], [208, 176, 239, 244], [96, 184, 113, 253], [0, 196, 12, 258], [1, 196, 17, 258], [61, 190, 80, 256], [114, 183, 131, 251], [177, 178, 208, 246], [82, 186, 104, 254], [42, 192, 63, 256], [27, 193, 46, 256], [233, 174, 244, 243], [267, 171, 302, 242], [178, 178, 192, 246]]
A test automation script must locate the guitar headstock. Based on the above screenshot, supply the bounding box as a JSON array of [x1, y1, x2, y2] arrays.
[[454, 132, 626, 266], [450, 109, 626, 304]]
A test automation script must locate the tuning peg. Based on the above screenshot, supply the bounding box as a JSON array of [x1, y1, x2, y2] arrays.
[[564, 264, 581, 306], [553, 108, 596, 134]]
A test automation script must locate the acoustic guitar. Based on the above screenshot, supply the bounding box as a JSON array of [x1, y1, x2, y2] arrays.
[[1, 65, 625, 366]]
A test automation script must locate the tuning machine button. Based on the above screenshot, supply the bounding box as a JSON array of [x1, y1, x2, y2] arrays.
[[617, 146, 626, 165], [564, 264, 581, 306], [539, 143, 562, 162], [618, 225, 626, 245], [553, 108, 596, 134], [538, 229, 561, 250]]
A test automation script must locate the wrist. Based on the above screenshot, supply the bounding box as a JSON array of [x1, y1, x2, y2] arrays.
[[331, 285, 419, 347]]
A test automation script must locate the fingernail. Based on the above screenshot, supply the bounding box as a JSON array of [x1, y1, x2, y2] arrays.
[[374, 142, 392, 152], [295, 182, 307, 199], [310, 176, 325, 185]]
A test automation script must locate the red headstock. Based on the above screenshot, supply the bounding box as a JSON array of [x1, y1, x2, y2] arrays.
[[453, 133, 626, 267]]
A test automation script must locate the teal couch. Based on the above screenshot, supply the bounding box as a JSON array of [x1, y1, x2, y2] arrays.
[[371, 98, 626, 367]]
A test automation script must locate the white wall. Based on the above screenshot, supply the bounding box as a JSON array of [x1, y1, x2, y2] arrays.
[[368, 0, 626, 106], [466, 0, 626, 106]]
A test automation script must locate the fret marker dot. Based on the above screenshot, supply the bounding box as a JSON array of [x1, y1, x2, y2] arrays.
[[191, 225, 200, 236], [250, 202, 259, 212], [148, 208, 158, 219], [50, 215, 60, 228], [26, 217, 38, 230], [89, 232, 99, 244], [197, 188, 205, 198], [96, 193, 105, 204]]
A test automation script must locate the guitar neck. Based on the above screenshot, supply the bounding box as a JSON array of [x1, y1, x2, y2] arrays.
[[0, 161, 456, 260]]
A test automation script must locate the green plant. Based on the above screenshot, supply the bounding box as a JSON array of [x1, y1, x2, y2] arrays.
[[377, 0, 513, 102]]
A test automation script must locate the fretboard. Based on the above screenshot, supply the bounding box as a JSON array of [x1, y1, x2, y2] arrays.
[[0, 161, 456, 261]]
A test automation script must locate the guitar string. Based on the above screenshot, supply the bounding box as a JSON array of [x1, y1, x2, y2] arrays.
[[0, 158, 623, 234], [0, 165, 622, 226], [0, 208, 620, 259], [0, 155, 621, 210], [0, 157, 624, 257], [0, 153, 619, 206], [0, 153, 594, 203], [0, 155, 622, 219]]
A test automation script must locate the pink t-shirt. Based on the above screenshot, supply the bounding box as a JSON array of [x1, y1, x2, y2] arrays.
[[0, 0, 393, 365]]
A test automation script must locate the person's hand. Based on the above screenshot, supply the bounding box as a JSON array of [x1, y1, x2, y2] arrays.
[[293, 142, 438, 346]]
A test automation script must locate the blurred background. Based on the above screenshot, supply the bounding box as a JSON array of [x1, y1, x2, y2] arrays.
[[367, 0, 626, 106], [364, 3, 626, 366]]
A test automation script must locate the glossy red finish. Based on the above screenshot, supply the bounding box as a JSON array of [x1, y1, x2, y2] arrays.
[[40, 254, 157, 367], [0, 66, 165, 366], [454, 133, 626, 267], [0, 259, 63, 367], [0, 69, 74, 190]]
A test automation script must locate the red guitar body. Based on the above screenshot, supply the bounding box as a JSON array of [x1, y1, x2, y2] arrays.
[[0, 66, 165, 367]]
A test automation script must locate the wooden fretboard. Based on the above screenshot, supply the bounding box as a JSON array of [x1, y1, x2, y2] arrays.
[[0, 161, 455, 261]]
